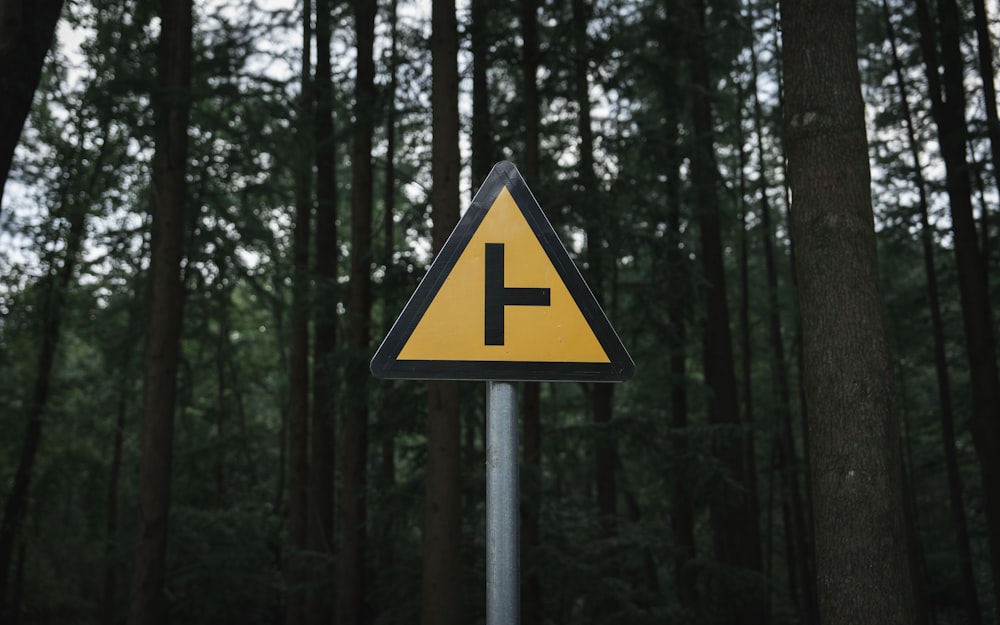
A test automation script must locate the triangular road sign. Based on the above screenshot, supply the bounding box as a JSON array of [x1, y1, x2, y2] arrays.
[[371, 161, 635, 382]]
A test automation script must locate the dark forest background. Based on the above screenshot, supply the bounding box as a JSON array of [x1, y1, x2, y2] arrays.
[[1, 0, 1000, 623]]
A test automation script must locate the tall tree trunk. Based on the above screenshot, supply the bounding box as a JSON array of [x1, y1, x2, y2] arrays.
[[914, 0, 1000, 605], [286, 2, 313, 623], [103, 350, 134, 625], [0, 0, 65, 212], [972, 0, 1000, 231], [374, 0, 397, 619], [338, 0, 375, 622], [746, 4, 817, 619], [0, 194, 87, 618], [127, 1, 192, 623], [781, 0, 922, 623], [687, 1, 764, 621], [520, 0, 542, 622], [659, 50, 697, 614], [571, 0, 617, 547], [420, 0, 462, 623], [307, 0, 336, 621], [883, 2, 982, 621], [470, 0, 492, 190]]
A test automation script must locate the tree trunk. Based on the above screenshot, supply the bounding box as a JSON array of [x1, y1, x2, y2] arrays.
[[286, 2, 313, 622], [914, 0, 1000, 605], [127, 1, 192, 623], [570, 0, 617, 548], [781, 0, 922, 622], [745, 4, 817, 618], [374, 0, 396, 620], [0, 0, 65, 212], [307, 0, 336, 621], [883, 2, 982, 621], [687, 1, 764, 621], [420, 0, 462, 622], [470, 0, 492, 190], [972, 0, 1000, 238], [103, 361, 132, 625], [659, 49, 697, 614], [338, 0, 375, 622], [520, 0, 542, 621]]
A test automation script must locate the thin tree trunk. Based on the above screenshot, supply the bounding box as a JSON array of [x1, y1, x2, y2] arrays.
[[571, 0, 617, 547], [883, 2, 982, 621], [915, 0, 1000, 605], [419, 0, 462, 622], [10, 541, 24, 625], [687, 1, 764, 621], [781, 0, 922, 623], [0, 0, 65, 211], [972, 0, 1000, 241], [470, 0, 492, 190], [745, 4, 817, 619], [520, 0, 542, 621], [307, 0, 336, 621], [103, 360, 132, 625], [661, 54, 697, 612], [338, 0, 376, 622], [374, 0, 397, 619], [286, 2, 313, 622], [127, 1, 192, 623]]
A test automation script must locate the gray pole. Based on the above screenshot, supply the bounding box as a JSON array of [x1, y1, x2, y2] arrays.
[[486, 380, 520, 625]]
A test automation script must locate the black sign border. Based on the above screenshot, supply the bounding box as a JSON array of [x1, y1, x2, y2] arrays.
[[370, 161, 635, 382]]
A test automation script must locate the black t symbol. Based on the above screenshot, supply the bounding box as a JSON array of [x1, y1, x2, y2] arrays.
[[484, 243, 551, 345]]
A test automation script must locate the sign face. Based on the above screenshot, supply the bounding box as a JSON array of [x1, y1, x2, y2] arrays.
[[370, 161, 635, 382]]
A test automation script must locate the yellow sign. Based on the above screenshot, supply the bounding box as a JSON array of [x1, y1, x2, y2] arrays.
[[371, 161, 634, 381]]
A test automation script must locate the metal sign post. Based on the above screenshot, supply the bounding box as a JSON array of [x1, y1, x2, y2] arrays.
[[486, 381, 519, 625]]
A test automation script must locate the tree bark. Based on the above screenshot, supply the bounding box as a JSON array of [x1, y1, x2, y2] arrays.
[[338, 0, 376, 623], [127, 1, 192, 623], [0, 0, 65, 213], [781, 0, 922, 622], [419, 0, 462, 623]]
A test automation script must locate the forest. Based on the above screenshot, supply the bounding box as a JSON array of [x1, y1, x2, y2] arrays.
[[1, 0, 999, 623]]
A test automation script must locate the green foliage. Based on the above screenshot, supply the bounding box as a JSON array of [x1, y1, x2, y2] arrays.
[[1, 0, 998, 622]]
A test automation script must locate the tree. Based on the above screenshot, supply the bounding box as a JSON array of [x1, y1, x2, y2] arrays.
[[127, 0, 193, 623], [519, 1, 542, 622], [0, 129, 90, 621], [419, 0, 463, 623], [880, 2, 982, 621], [686, 0, 764, 620], [746, 3, 817, 619], [914, 0, 1000, 605], [285, 1, 313, 623], [338, 0, 376, 623], [0, 0, 65, 214], [781, 0, 922, 622], [306, 0, 337, 622]]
